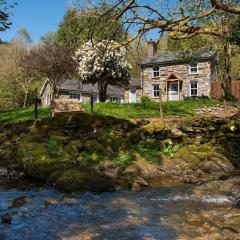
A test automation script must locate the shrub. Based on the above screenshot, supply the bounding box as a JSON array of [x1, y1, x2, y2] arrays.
[[113, 151, 134, 167], [141, 96, 152, 108], [134, 140, 162, 163]]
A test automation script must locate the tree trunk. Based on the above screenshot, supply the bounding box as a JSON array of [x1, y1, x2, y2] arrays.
[[98, 81, 108, 102], [221, 43, 233, 100], [23, 92, 28, 107]]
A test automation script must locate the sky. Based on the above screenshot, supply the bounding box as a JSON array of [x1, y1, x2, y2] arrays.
[[0, 0, 70, 43]]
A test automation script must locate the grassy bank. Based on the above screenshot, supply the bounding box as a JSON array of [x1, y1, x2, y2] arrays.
[[84, 99, 221, 119], [0, 99, 221, 123], [0, 107, 51, 124]]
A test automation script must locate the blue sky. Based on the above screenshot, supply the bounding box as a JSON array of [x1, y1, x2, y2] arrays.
[[0, 0, 69, 43]]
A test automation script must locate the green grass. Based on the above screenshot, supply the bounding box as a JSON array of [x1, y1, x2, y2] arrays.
[[0, 99, 221, 124], [84, 99, 222, 119], [0, 106, 51, 124]]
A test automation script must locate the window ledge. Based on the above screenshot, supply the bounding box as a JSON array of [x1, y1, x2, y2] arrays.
[[189, 73, 199, 76]]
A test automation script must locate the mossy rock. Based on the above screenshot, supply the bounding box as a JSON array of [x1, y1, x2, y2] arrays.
[[84, 140, 106, 154], [163, 143, 234, 179], [54, 169, 114, 192], [141, 120, 165, 134], [17, 140, 72, 179]]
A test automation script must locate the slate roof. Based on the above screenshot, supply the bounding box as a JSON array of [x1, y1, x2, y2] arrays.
[[59, 80, 124, 96], [129, 80, 141, 88], [141, 49, 216, 66]]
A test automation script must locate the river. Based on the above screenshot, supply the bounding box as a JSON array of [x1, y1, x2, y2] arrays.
[[0, 180, 238, 240]]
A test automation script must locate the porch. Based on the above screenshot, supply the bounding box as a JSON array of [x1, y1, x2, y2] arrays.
[[164, 73, 183, 101]]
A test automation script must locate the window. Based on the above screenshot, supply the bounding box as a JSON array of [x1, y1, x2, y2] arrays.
[[152, 66, 160, 77], [189, 62, 198, 74], [190, 81, 198, 96], [70, 93, 81, 101], [152, 84, 160, 98], [110, 96, 122, 103]]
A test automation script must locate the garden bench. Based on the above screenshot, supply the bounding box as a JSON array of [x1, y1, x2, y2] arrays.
[[51, 99, 84, 117]]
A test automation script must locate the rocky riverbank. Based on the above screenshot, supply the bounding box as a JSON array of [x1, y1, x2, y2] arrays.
[[0, 112, 239, 205]]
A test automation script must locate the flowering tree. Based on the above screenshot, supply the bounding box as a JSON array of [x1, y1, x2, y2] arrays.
[[75, 40, 131, 102]]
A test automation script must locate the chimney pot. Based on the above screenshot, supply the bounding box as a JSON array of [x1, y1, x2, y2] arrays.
[[148, 40, 157, 57]]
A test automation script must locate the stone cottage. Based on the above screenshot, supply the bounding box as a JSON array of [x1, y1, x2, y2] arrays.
[[140, 42, 218, 101], [40, 80, 126, 106]]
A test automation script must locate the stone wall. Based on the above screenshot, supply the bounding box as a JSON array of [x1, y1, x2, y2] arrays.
[[142, 60, 214, 101]]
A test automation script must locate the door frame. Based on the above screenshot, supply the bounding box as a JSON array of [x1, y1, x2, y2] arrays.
[[129, 89, 137, 103]]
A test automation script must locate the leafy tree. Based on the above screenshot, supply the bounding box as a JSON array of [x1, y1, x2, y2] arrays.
[[0, 0, 16, 31], [100, 0, 240, 99], [17, 28, 32, 46], [0, 39, 29, 108], [75, 40, 131, 102], [57, 5, 125, 53], [22, 44, 77, 99], [40, 31, 58, 45]]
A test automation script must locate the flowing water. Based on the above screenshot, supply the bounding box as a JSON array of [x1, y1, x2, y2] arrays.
[[0, 181, 239, 240]]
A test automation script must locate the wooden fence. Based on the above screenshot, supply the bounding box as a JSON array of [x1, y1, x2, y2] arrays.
[[211, 80, 240, 99]]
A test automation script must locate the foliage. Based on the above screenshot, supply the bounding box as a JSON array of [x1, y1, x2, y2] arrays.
[[57, 6, 125, 53], [167, 35, 211, 52], [229, 16, 240, 46], [134, 140, 161, 163], [113, 151, 134, 167], [141, 96, 152, 108], [0, 38, 37, 108], [22, 44, 77, 98], [162, 144, 180, 158], [0, 0, 16, 31], [75, 40, 131, 102], [47, 137, 63, 156], [40, 32, 58, 45]]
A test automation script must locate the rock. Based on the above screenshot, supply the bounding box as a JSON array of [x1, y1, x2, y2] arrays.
[[61, 197, 78, 205], [131, 182, 141, 192], [44, 198, 59, 206], [237, 200, 240, 209], [170, 128, 184, 138], [1, 213, 12, 224], [131, 153, 162, 179], [10, 196, 27, 208], [54, 169, 114, 192]]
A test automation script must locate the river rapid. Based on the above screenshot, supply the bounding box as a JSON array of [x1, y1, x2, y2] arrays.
[[0, 180, 239, 240]]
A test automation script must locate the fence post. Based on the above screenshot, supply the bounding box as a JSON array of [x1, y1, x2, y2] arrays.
[[34, 88, 38, 119], [90, 89, 94, 113], [159, 89, 164, 121]]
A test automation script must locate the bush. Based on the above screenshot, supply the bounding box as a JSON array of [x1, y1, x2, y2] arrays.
[[113, 151, 134, 167], [141, 96, 152, 108]]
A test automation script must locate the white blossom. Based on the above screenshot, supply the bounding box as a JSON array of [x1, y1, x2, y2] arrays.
[[74, 40, 132, 85]]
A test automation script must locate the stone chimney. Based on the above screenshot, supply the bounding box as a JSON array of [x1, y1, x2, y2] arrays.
[[147, 39, 157, 57]]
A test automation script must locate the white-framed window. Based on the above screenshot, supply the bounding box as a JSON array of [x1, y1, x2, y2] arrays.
[[152, 84, 160, 98], [189, 62, 198, 74], [110, 96, 122, 103], [69, 93, 81, 101], [190, 81, 198, 96], [152, 66, 160, 78]]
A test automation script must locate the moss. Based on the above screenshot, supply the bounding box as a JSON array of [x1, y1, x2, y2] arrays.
[[113, 151, 134, 167], [84, 140, 106, 154], [141, 120, 165, 134], [54, 169, 114, 192], [17, 140, 72, 179]]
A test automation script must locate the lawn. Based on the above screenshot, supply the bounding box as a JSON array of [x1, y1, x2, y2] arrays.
[[0, 99, 221, 123], [0, 107, 51, 124], [84, 99, 222, 119]]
